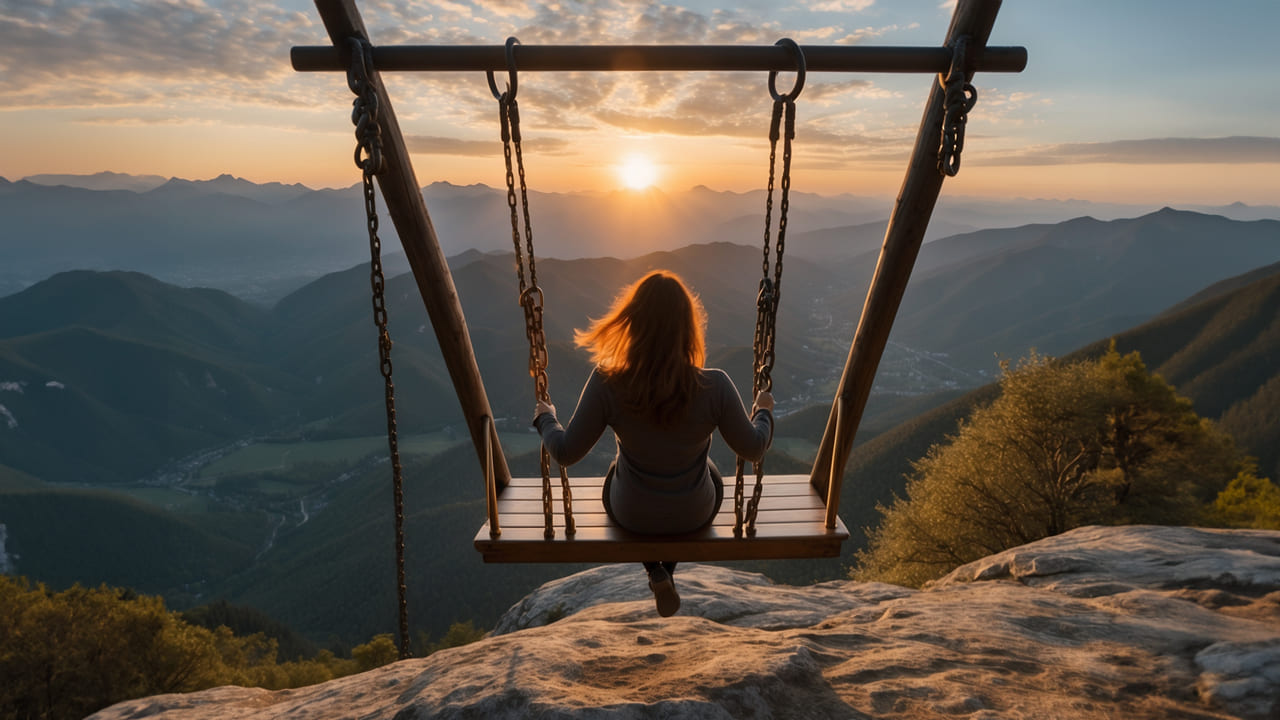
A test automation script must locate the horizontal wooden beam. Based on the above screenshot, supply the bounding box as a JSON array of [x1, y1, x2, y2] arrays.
[[292, 43, 1027, 74]]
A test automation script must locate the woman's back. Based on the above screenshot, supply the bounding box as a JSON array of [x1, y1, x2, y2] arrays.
[[539, 366, 770, 477]]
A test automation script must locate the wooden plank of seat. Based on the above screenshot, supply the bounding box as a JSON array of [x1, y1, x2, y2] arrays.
[[473, 473, 849, 563]]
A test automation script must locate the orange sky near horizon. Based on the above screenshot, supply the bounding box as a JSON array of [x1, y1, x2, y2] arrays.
[[20, 116, 1278, 208], [3, 1, 1278, 208]]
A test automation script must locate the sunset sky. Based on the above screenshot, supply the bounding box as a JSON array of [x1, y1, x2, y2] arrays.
[[3, 0, 1278, 204]]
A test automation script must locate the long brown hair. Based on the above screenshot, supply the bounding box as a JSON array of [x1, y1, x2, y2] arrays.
[[575, 270, 707, 422]]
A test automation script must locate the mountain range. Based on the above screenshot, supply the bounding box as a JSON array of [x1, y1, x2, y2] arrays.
[[5, 172, 1279, 303], [2, 208, 1276, 488]]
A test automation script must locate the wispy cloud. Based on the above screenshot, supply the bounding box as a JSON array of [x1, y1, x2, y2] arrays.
[[405, 134, 570, 156], [809, 0, 876, 11], [0, 0, 323, 118], [0, 0, 915, 144], [0, 1, 313, 88], [0, 404, 15, 430], [979, 137, 1280, 166]]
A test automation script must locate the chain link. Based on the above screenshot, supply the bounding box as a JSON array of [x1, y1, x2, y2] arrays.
[[347, 37, 410, 661], [939, 35, 978, 177], [491, 40, 574, 538]]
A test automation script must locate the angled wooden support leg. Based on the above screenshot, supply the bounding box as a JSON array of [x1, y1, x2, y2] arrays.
[[809, 0, 1009, 509], [311, 0, 512, 492]]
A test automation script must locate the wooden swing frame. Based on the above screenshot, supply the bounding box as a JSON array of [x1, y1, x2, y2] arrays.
[[292, 0, 1025, 564]]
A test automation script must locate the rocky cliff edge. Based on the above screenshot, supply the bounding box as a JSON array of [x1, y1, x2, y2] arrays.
[[91, 525, 1280, 719]]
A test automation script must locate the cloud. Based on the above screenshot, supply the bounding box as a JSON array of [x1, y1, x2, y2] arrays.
[[979, 137, 1280, 167], [836, 23, 918, 44], [809, 0, 876, 11], [0, 0, 319, 113], [405, 134, 570, 156], [0, 1, 312, 87], [0, 381, 23, 393], [0, 0, 936, 177], [0, 0, 914, 125], [0, 404, 15, 429], [468, 1, 536, 19]]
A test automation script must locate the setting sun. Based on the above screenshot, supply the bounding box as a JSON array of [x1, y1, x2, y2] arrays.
[[617, 153, 660, 190]]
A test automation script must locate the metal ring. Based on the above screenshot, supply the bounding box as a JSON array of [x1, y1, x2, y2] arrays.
[[487, 36, 520, 101], [943, 35, 970, 85], [346, 37, 370, 94], [768, 38, 806, 102], [519, 284, 544, 309]]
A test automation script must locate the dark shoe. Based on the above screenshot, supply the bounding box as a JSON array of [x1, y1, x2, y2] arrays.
[[647, 564, 680, 617]]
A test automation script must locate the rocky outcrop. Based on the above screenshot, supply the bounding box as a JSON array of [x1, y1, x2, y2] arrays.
[[91, 525, 1280, 719]]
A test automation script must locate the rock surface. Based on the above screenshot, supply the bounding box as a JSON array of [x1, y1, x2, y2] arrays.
[[91, 525, 1280, 719]]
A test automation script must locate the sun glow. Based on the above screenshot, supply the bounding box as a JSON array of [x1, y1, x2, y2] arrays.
[[617, 153, 659, 190]]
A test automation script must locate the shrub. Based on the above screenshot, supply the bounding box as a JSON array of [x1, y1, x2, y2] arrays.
[[854, 347, 1241, 587]]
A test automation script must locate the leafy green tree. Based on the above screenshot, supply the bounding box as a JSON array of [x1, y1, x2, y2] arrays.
[[419, 620, 487, 655], [1208, 460, 1280, 530], [0, 577, 230, 720], [855, 348, 1241, 587], [0, 576, 453, 718], [351, 634, 400, 671], [182, 599, 318, 661]]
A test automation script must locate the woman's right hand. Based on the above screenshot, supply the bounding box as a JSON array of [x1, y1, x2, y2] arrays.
[[752, 391, 774, 415], [534, 399, 556, 420]]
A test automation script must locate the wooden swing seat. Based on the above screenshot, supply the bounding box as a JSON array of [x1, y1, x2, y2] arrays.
[[473, 473, 848, 563]]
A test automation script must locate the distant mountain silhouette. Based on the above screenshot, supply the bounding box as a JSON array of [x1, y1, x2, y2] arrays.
[[887, 209, 1280, 373], [22, 170, 168, 193], [145, 174, 313, 204], [12, 172, 1278, 302]]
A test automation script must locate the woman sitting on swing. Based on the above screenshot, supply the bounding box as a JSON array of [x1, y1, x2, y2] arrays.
[[532, 269, 775, 617]]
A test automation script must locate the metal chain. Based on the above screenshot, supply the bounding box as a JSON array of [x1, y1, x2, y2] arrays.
[[490, 40, 574, 538], [939, 35, 978, 177], [744, 98, 797, 534], [736, 99, 785, 536], [736, 40, 804, 537], [347, 37, 410, 661]]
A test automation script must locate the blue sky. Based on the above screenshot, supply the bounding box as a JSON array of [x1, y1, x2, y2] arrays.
[[2, 0, 1277, 203]]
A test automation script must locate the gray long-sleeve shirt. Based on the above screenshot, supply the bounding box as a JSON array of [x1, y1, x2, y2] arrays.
[[533, 367, 773, 533]]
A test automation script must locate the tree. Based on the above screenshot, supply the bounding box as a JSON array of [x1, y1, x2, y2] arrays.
[[350, 634, 400, 671], [0, 577, 231, 720], [0, 575, 428, 718], [1208, 460, 1280, 530], [854, 347, 1241, 588]]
